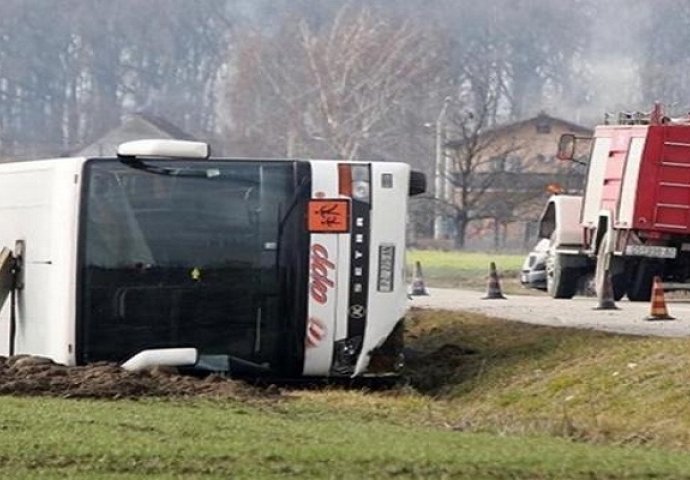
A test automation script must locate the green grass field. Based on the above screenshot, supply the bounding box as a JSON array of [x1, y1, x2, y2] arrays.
[[407, 249, 526, 292], [4, 396, 690, 479], [5, 309, 690, 478]]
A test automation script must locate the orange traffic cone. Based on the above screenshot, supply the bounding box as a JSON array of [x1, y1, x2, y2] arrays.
[[593, 269, 619, 310], [645, 276, 675, 321], [409, 261, 429, 296], [482, 262, 506, 299]]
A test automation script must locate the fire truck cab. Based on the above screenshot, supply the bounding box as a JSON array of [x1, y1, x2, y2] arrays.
[[540, 105, 690, 301]]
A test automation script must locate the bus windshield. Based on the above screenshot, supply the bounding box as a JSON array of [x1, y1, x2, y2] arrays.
[[78, 159, 311, 375]]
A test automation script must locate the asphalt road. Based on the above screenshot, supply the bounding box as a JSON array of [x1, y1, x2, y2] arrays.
[[410, 287, 690, 337]]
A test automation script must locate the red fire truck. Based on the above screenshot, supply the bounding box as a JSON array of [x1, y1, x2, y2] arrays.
[[540, 105, 690, 301]]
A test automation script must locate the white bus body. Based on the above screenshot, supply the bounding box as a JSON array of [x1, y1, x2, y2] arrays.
[[0, 141, 423, 378]]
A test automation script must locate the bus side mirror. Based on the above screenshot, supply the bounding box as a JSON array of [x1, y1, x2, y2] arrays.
[[409, 171, 426, 196], [13, 240, 24, 290], [556, 134, 576, 161]]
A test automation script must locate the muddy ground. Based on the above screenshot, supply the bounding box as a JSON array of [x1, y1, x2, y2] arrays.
[[0, 355, 265, 399]]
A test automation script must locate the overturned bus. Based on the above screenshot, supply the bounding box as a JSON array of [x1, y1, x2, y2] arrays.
[[0, 140, 425, 378]]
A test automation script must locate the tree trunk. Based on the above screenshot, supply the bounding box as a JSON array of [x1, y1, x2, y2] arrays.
[[522, 221, 533, 250], [454, 214, 468, 249], [493, 218, 500, 251]]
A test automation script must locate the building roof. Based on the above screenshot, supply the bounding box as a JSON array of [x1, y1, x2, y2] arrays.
[[445, 112, 593, 150], [74, 114, 196, 157]]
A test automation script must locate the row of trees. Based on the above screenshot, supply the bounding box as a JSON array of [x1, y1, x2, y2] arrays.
[[0, 0, 229, 156], [0, 1, 686, 246], [0, 1, 600, 158]]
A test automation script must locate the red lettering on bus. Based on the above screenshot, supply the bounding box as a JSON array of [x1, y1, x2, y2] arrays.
[[305, 317, 327, 348], [310, 244, 335, 304]]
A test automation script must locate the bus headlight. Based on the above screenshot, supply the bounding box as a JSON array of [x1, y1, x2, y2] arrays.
[[339, 164, 370, 203], [352, 180, 370, 202], [331, 336, 363, 376]]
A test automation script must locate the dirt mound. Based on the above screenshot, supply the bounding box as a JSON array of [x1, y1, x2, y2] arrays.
[[404, 344, 479, 393], [0, 355, 270, 399]]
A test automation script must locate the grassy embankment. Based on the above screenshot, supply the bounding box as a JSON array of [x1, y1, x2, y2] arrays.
[[4, 394, 690, 479], [4, 309, 690, 478], [407, 249, 526, 293]]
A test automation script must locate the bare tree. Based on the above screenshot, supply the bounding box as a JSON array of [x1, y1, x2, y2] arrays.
[[441, 96, 525, 249], [419, 0, 592, 121], [638, 0, 690, 108], [221, 4, 443, 160], [297, 5, 441, 159], [499, 0, 592, 119], [0, 0, 231, 159], [442, 99, 588, 250]]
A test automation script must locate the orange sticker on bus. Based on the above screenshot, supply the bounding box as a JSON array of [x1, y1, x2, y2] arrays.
[[307, 199, 350, 233]]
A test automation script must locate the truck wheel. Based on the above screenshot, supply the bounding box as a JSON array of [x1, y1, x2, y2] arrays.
[[546, 253, 577, 299], [611, 271, 627, 301], [594, 232, 627, 301], [627, 259, 660, 302]]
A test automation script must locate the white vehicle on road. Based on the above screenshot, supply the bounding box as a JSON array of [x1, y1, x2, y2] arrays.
[[520, 238, 549, 291]]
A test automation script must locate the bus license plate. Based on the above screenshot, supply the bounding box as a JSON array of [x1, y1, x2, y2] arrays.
[[377, 244, 396, 292]]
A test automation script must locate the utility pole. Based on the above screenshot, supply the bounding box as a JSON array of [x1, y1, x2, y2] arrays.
[[434, 97, 452, 241]]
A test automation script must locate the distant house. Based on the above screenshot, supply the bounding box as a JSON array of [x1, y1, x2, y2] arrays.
[[75, 114, 196, 157], [444, 112, 593, 250]]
